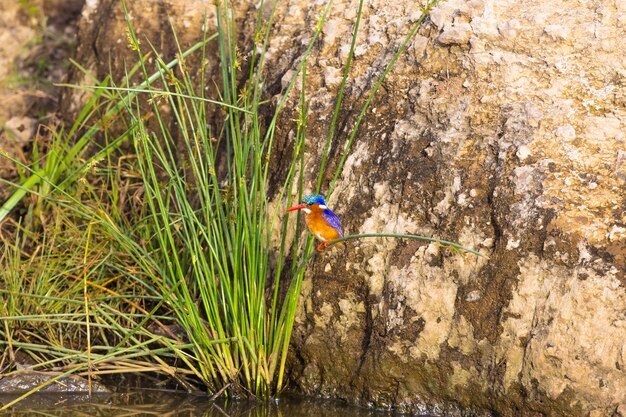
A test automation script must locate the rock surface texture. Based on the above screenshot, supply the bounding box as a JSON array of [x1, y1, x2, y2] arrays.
[[65, 0, 625, 416]]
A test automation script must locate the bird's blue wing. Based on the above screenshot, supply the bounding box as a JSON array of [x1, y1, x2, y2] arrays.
[[322, 209, 343, 237]]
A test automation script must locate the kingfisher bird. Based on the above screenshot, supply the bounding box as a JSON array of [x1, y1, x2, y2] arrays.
[[286, 194, 343, 253]]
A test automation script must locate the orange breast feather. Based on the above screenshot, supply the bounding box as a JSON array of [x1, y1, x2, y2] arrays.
[[304, 209, 341, 242]]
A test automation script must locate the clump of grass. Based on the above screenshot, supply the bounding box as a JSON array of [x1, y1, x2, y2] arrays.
[[0, 0, 465, 405], [2, 0, 331, 399], [99, 0, 335, 396], [0, 216, 195, 411]]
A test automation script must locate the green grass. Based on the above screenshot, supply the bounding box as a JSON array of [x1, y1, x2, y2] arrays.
[[0, 0, 470, 407], [101, 0, 341, 396]]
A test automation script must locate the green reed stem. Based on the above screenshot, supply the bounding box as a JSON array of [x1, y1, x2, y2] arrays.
[[327, 233, 482, 256]]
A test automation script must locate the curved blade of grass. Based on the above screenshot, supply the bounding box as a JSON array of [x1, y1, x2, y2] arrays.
[[328, 233, 483, 256]]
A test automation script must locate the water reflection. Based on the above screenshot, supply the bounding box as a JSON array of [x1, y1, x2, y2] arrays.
[[0, 391, 417, 417]]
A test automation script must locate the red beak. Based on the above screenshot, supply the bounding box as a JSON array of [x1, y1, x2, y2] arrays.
[[286, 204, 307, 212]]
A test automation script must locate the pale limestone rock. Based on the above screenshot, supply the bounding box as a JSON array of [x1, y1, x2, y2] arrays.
[[470, 16, 499, 39], [555, 124, 576, 140], [497, 19, 521, 39], [4, 117, 37, 145], [437, 23, 472, 45], [323, 66, 343, 88], [410, 34, 429, 62], [544, 24, 570, 41], [336, 297, 365, 341], [515, 145, 531, 161]]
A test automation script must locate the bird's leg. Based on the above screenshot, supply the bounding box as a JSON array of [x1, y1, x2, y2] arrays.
[[317, 242, 330, 253]]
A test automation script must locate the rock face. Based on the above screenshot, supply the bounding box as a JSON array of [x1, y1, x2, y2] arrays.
[[64, 0, 625, 416]]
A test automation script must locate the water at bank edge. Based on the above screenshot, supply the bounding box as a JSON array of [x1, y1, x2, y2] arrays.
[[0, 390, 442, 417]]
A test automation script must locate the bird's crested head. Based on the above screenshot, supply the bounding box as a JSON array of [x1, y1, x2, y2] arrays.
[[301, 194, 326, 206]]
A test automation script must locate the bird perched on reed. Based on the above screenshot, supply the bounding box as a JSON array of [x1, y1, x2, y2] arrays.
[[286, 194, 343, 252]]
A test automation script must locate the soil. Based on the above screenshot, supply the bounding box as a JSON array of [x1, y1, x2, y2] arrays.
[[0, 0, 83, 210]]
